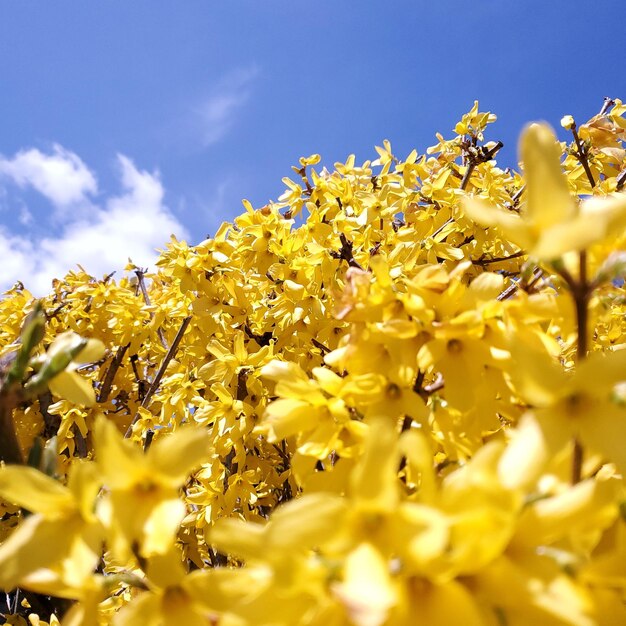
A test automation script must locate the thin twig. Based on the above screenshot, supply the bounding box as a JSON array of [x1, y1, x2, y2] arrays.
[[125, 316, 192, 438], [135, 268, 169, 350], [523, 269, 544, 293], [98, 343, 129, 403], [566, 110, 598, 483], [401, 416, 413, 432], [431, 141, 503, 242], [496, 279, 521, 302], [459, 161, 476, 191], [72, 423, 88, 458], [330, 234, 364, 270], [412, 370, 425, 396], [496, 268, 543, 301], [599, 97, 615, 116], [0, 397, 24, 464], [431, 216, 454, 240], [570, 124, 596, 188], [236, 368, 249, 401], [424, 373, 444, 395], [571, 250, 589, 484], [130, 354, 149, 402], [311, 338, 330, 355], [472, 250, 525, 266], [39, 390, 60, 439], [510, 184, 526, 207]]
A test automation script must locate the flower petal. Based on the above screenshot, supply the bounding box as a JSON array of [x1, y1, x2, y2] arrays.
[[147, 427, 210, 486], [0, 466, 74, 516], [48, 370, 96, 406], [520, 123, 576, 228], [75, 338, 106, 364], [462, 196, 535, 251]]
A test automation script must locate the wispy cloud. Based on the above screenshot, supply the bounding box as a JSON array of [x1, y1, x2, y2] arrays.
[[0, 145, 97, 215], [194, 65, 259, 147], [0, 148, 188, 296]]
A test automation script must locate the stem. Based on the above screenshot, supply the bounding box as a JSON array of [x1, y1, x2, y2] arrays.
[[430, 140, 503, 244], [98, 343, 129, 403], [566, 107, 605, 482], [0, 394, 25, 464], [576, 251, 588, 360], [510, 184, 526, 207], [496, 268, 543, 302], [473, 250, 525, 266], [459, 161, 476, 191], [311, 338, 330, 355], [125, 316, 192, 438], [571, 250, 589, 484], [599, 97, 615, 116], [571, 126, 596, 188], [332, 234, 364, 270], [135, 268, 169, 350]]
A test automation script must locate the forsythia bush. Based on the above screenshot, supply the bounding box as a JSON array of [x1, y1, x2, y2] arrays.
[[1, 99, 626, 625]]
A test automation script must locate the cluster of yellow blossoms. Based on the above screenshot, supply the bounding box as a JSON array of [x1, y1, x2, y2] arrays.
[[1, 99, 626, 625]]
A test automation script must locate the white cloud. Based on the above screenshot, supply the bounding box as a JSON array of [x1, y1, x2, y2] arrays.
[[0, 229, 36, 291], [19, 205, 33, 226], [0, 151, 188, 296], [0, 145, 97, 213], [195, 65, 259, 146]]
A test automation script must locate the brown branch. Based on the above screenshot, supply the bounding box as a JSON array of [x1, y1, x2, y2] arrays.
[[424, 373, 444, 395], [330, 234, 364, 270], [496, 280, 521, 302], [431, 216, 454, 240], [401, 416, 413, 432], [311, 338, 330, 355], [39, 390, 60, 439], [98, 343, 129, 403], [472, 250, 525, 266], [130, 354, 149, 402], [459, 161, 476, 190], [143, 429, 155, 452], [510, 184, 526, 207], [125, 316, 192, 438], [496, 268, 544, 302], [0, 393, 24, 464], [561, 107, 604, 482], [430, 140, 503, 243], [571, 252, 590, 485], [72, 423, 88, 458], [236, 368, 249, 402], [272, 441, 291, 469], [559, 108, 600, 483], [570, 124, 596, 188], [412, 370, 425, 395], [599, 97, 615, 116], [134, 268, 168, 350], [523, 269, 544, 294]]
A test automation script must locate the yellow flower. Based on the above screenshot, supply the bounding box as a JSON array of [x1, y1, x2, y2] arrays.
[[113, 549, 237, 626], [506, 341, 626, 475], [0, 461, 102, 591], [36, 331, 105, 406], [94, 418, 210, 558], [332, 542, 397, 626], [258, 360, 365, 459], [463, 123, 626, 259]]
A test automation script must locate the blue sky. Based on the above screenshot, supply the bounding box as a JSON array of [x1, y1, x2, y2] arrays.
[[1, 1, 625, 293]]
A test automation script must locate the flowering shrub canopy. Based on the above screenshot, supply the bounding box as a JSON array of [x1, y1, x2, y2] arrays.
[[1, 99, 626, 625]]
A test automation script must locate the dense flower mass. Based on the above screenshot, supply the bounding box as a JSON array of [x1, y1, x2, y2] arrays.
[[1, 99, 626, 625]]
